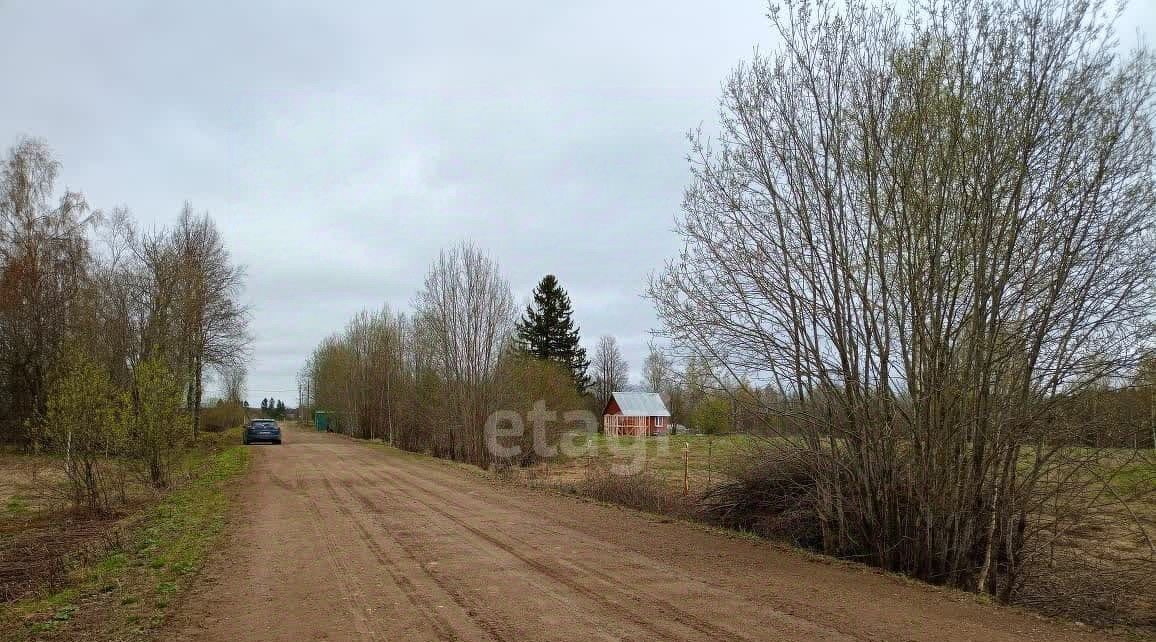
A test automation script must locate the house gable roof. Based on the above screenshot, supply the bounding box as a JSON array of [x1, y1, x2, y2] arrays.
[[608, 391, 670, 417]]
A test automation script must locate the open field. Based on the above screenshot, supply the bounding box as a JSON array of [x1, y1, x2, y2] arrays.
[[0, 451, 67, 521], [522, 433, 754, 492], [154, 424, 1123, 641], [538, 432, 1154, 501], [0, 434, 249, 641]]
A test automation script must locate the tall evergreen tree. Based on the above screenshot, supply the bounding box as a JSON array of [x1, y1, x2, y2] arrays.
[[515, 274, 590, 391]]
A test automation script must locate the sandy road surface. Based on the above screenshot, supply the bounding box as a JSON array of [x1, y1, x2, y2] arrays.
[[164, 427, 1106, 642]]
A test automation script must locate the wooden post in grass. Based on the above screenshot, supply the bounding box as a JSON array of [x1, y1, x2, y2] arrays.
[[683, 442, 690, 495], [707, 435, 713, 486]]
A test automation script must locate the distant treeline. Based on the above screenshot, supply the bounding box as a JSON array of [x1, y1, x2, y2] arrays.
[[301, 244, 588, 467]]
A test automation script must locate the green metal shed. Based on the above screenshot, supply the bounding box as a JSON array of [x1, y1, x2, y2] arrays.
[[313, 410, 330, 432]]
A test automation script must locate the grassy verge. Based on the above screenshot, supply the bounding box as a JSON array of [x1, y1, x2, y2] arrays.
[[0, 436, 249, 642]]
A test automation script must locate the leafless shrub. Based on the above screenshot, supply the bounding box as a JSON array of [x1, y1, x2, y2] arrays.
[[579, 463, 691, 517], [697, 451, 822, 546], [200, 401, 246, 433]]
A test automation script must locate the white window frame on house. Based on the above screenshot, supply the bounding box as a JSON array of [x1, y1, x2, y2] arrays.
[[654, 416, 665, 427]]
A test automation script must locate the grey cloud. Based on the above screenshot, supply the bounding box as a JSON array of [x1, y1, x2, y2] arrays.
[[4, 0, 1152, 397]]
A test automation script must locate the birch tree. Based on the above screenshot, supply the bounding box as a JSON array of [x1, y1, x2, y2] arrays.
[[0, 139, 94, 444], [172, 206, 249, 438]]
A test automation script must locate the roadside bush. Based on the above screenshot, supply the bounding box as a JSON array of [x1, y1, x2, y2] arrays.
[[645, 0, 1156, 622], [492, 355, 588, 468], [697, 451, 822, 548], [200, 400, 246, 433], [130, 354, 187, 488], [696, 443, 1154, 628], [38, 346, 128, 514], [578, 463, 691, 517]]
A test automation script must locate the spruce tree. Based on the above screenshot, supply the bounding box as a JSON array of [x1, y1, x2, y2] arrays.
[[515, 274, 590, 391]]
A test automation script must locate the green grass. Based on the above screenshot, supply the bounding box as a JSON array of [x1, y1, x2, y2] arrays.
[[561, 433, 1154, 498], [551, 433, 755, 489], [4, 495, 31, 516], [1114, 457, 1155, 485], [1099, 451, 1155, 495], [566, 432, 751, 459], [0, 436, 249, 641]]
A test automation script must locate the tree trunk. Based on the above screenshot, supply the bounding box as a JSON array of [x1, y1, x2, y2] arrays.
[[192, 354, 203, 440]]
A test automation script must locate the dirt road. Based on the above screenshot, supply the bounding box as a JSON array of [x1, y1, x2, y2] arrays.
[[165, 427, 1105, 642]]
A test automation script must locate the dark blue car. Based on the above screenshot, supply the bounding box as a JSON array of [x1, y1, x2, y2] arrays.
[[244, 419, 282, 445]]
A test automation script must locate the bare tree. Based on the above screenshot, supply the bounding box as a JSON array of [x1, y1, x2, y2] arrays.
[[220, 364, 247, 404], [87, 208, 139, 391], [171, 206, 249, 438], [642, 345, 672, 395], [0, 138, 95, 443], [414, 243, 515, 464], [651, 0, 1155, 611], [590, 335, 629, 410]]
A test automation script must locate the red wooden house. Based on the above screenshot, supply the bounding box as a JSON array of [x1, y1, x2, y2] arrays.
[[602, 392, 671, 436]]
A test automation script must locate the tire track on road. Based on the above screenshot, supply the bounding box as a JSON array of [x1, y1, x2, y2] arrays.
[[165, 429, 1117, 642], [336, 472, 643, 641], [292, 468, 384, 642], [342, 459, 756, 642], [370, 449, 868, 642], [305, 458, 501, 642]]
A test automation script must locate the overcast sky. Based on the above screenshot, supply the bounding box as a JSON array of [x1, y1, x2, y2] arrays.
[[2, 1, 1153, 404]]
